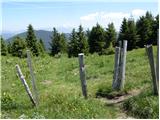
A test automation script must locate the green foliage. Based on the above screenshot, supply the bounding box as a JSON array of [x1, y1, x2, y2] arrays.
[[118, 18, 139, 50], [50, 28, 67, 56], [105, 23, 117, 47], [7, 41, 12, 54], [1, 37, 7, 56], [123, 89, 159, 119], [127, 19, 139, 50], [152, 14, 159, 45], [39, 38, 46, 51], [118, 18, 128, 42], [11, 36, 26, 58], [26, 24, 40, 56], [68, 25, 89, 57], [1, 46, 158, 119], [88, 23, 106, 55], [136, 11, 155, 47]]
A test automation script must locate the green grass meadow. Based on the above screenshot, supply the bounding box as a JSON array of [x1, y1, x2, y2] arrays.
[[1, 47, 159, 119]]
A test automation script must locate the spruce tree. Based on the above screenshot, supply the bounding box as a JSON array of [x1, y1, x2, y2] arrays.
[[1, 37, 7, 56], [50, 28, 67, 56], [105, 23, 117, 47], [39, 38, 46, 51], [118, 18, 128, 42], [59, 33, 67, 53], [11, 36, 26, 57], [68, 28, 79, 57], [127, 18, 139, 50], [68, 25, 89, 57], [88, 23, 106, 55], [7, 41, 12, 54], [77, 25, 89, 55], [152, 14, 159, 45], [26, 24, 39, 56], [136, 11, 154, 47]]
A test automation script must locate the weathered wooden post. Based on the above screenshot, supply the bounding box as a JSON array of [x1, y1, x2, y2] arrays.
[[119, 40, 128, 89], [156, 29, 159, 88], [112, 47, 121, 89], [26, 50, 38, 104], [16, 64, 36, 106], [78, 53, 87, 99], [145, 45, 158, 95]]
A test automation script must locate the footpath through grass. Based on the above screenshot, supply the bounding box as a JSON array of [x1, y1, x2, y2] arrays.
[[1, 47, 159, 119]]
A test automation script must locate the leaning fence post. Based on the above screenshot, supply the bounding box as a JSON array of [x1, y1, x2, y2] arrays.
[[16, 64, 36, 106], [112, 47, 121, 89], [78, 53, 87, 99], [26, 50, 38, 104], [119, 40, 127, 89], [145, 45, 158, 95]]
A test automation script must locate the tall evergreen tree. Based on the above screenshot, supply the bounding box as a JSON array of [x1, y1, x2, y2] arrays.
[[152, 14, 159, 45], [26, 24, 39, 56], [50, 28, 67, 56], [1, 37, 7, 56], [118, 18, 128, 42], [88, 23, 106, 55], [68, 25, 89, 57], [68, 28, 79, 57], [7, 41, 12, 54], [118, 17, 139, 50], [11, 36, 26, 57], [39, 38, 46, 51], [77, 25, 89, 55], [127, 18, 139, 50], [105, 23, 117, 47], [59, 33, 67, 53], [136, 11, 154, 47]]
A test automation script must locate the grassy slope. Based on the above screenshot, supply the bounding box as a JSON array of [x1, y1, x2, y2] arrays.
[[1, 47, 159, 119]]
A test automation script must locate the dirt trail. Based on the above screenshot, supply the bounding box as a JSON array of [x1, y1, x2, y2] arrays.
[[99, 89, 142, 119]]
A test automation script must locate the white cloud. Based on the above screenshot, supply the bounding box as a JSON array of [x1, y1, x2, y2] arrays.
[[80, 9, 146, 31], [80, 12, 99, 21], [131, 9, 146, 16]]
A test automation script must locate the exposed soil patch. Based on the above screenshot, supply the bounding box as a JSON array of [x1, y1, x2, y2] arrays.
[[41, 80, 52, 85], [97, 89, 141, 105], [98, 89, 142, 119]]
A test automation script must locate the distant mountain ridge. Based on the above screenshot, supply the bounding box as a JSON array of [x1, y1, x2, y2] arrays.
[[6, 30, 70, 50]]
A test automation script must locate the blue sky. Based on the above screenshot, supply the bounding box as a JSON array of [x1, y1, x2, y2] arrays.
[[1, 0, 159, 33]]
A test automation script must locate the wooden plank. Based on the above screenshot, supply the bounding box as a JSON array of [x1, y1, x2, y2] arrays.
[[112, 47, 121, 89], [16, 64, 36, 106], [78, 53, 87, 99], [26, 50, 38, 104], [145, 45, 158, 95]]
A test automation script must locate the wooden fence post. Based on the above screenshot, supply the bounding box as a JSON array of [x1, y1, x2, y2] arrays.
[[145, 45, 158, 95], [112, 47, 121, 89], [26, 50, 38, 104], [119, 40, 128, 89], [78, 53, 87, 99], [156, 29, 159, 88], [16, 64, 36, 106]]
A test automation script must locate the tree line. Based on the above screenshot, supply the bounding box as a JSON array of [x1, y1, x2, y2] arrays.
[[1, 11, 159, 57]]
